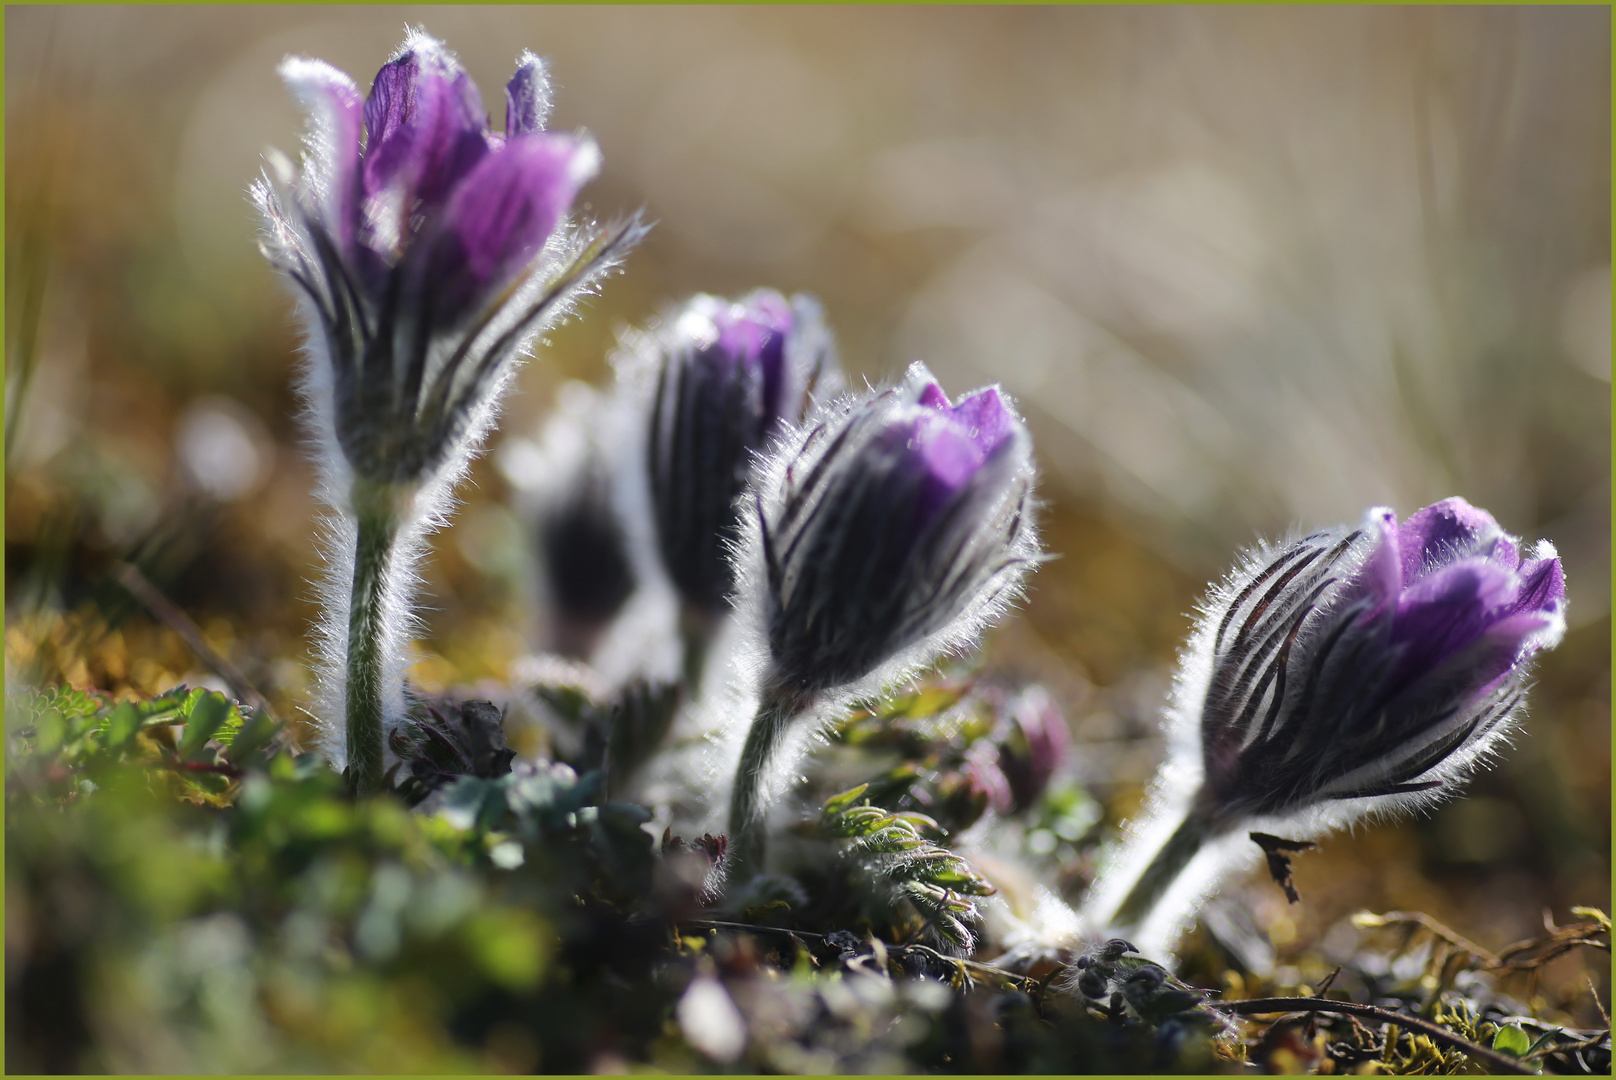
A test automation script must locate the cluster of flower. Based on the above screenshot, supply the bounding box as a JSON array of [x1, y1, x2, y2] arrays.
[[258, 31, 1566, 963]]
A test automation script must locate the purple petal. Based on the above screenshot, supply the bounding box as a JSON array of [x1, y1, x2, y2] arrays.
[[505, 51, 552, 137], [362, 33, 491, 218], [913, 413, 987, 492], [1396, 497, 1504, 584], [1387, 557, 1518, 693], [945, 386, 1015, 456], [1511, 554, 1566, 615], [1355, 507, 1403, 613], [278, 58, 365, 253], [892, 373, 1026, 525], [916, 381, 950, 410], [712, 291, 793, 361], [428, 133, 599, 306], [711, 291, 793, 421], [1469, 607, 1566, 694]]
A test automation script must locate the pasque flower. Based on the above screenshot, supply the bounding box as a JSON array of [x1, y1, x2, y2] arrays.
[[254, 29, 643, 793], [725, 362, 1040, 873], [621, 290, 836, 687], [1084, 498, 1566, 957], [501, 382, 637, 659]]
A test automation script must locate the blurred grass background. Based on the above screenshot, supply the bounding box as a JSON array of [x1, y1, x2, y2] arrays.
[[6, 5, 1609, 1022]]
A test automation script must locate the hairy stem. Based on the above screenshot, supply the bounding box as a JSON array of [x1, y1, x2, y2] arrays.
[[1109, 811, 1217, 931], [726, 685, 803, 879], [345, 484, 403, 797], [678, 605, 716, 694]]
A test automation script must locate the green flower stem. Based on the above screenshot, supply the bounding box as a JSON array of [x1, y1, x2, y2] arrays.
[[727, 685, 802, 879], [345, 481, 406, 797], [1109, 810, 1217, 931]]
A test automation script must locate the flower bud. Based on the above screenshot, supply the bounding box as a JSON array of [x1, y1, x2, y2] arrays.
[[1192, 497, 1564, 822], [936, 742, 1015, 831], [995, 685, 1070, 812], [638, 290, 836, 618], [725, 363, 1040, 875], [254, 29, 643, 784], [745, 362, 1040, 704], [501, 382, 636, 658], [1086, 497, 1566, 958]]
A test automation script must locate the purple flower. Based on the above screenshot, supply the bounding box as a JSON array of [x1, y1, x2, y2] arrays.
[[639, 290, 837, 618], [1195, 497, 1565, 822], [1086, 497, 1566, 953], [725, 363, 1039, 874], [252, 30, 643, 793], [254, 30, 643, 488], [746, 361, 1040, 704]]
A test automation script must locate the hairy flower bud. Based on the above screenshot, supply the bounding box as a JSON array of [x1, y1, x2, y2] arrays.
[[1193, 497, 1564, 820], [726, 363, 1041, 875], [1086, 497, 1566, 957], [500, 382, 636, 658], [637, 290, 836, 619], [995, 685, 1070, 812], [937, 742, 1015, 831], [747, 361, 1040, 704]]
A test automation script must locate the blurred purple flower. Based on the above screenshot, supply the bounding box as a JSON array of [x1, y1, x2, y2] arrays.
[[640, 290, 836, 619], [255, 29, 643, 487], [995, 685, 1070, 811], [940, 741, 1015, 830]]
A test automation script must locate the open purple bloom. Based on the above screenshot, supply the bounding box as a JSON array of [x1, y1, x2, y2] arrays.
[[251, 30, 643, 793], [1196, 497, 1565, 822], [255, 29, 643, 488], [747, 361, 1039, 703], [640, 290, 836, 618]]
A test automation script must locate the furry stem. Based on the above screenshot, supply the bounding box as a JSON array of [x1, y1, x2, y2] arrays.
[[678, 605, 717, 693], [1108, 809, 1217, 932], [726, 684, 803, 879], [345, 480, 407, 797]]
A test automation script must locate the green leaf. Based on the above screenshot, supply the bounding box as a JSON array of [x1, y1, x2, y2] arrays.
[[1491, 1024, 1531, 1057], [177, 692, 233, 760], [823, 784, 869, 818], [222, 709, 279, 764], [103, 701, 144, 749]]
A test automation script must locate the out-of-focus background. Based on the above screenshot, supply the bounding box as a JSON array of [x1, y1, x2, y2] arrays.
[[7, 5, 1609, 1018]]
